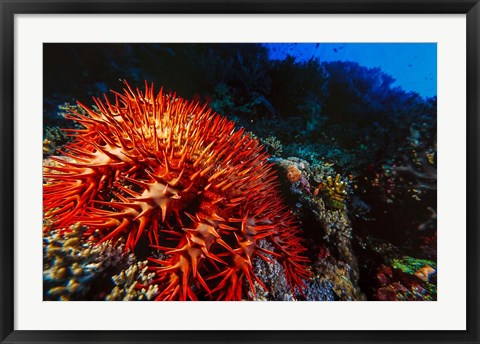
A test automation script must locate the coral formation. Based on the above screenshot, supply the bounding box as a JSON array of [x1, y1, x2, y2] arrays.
[[260, 136, 284, 156], [272, 157, 312, 195], [43, 223, 134, 300], [286, 165, 302, 183], [310, 258, 363, 300], [43, 81, 310, 301], [391, 256, 437, 277], [249, 239, 295, 301], [43, 126, 69, 156], [314, 174, 349, 209], [270, 156, 364, 300], [373, 259, 437, 301], [107, 260, 160, 301], [43, 44, 437, 302]]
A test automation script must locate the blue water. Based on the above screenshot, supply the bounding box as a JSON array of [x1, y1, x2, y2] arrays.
[[265, 43, 437, 99]]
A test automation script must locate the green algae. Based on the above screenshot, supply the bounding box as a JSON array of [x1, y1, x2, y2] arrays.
[[392, 256, 436, 275]]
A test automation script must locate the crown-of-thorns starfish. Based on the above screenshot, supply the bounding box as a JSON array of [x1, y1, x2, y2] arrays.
[[43, 81, 311, 300]]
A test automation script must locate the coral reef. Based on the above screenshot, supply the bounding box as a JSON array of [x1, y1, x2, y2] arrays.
[[392, 256, 437, 278], [43, 126, 69, 156], [107, 260, 160, 301], [249, 240, 295, 301], [271, 157, 312, 196], [270, 156, 364, 300], [43, 44, 437, 302], [260, 136, 284, 157], [43, 223, 135, 300], [373, 257, 437, 301], [314, 174, 349, 210], [310, 256, 364, 301], [43, 82, 310, 301]]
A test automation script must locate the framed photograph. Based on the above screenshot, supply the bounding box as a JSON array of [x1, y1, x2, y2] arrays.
[[1, 0, 479, 343]]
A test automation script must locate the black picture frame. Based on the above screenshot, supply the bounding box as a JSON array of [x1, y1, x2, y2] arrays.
[[1, 0, 479, 343]]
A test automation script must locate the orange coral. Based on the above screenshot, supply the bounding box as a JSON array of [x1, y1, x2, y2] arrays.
[[43, 81, 310, 301], [286, 165, 302, 183], [414, 265, 436, 282]]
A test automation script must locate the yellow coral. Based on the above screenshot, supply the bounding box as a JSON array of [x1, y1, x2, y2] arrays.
[[315, 174, 348, 209], [325, 174, 347, 201]]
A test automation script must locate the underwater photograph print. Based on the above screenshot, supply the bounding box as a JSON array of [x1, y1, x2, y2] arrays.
[[43, 43, 437, 301]]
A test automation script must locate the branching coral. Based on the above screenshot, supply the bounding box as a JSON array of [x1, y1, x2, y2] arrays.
[[314, 174, 348, 209], [43, 81, 310, 301], [107, 260, 160, 301], [43, 223, 135, 300], [43, 126, 69, 156]]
